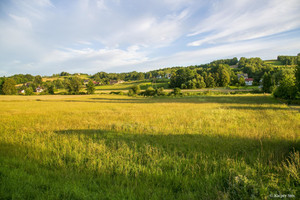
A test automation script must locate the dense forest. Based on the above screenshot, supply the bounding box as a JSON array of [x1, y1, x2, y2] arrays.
[[1, 54, 300, 100]]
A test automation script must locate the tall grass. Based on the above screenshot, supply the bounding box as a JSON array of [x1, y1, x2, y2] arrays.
[[0, 94, 299, 199]]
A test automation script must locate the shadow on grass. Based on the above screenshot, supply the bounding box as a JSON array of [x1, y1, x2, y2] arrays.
[[224, 106, 293, 111], [1, 129, 299, 199], [65, 95, 281, 105], [54, 129, 299, 164]]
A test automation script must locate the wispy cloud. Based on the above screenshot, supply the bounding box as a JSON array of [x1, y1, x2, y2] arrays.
[[0, 0, 299, 76], [188, 0, 300, 46]]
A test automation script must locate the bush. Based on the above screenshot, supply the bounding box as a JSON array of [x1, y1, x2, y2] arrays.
[[110, 91, 124, 95], [132, 85, 140, 94], [128, 89, 134, 96], [156, 87, 166, 96], [174, 88, 181, 96], [144, 86, 156, 96], [25, 88, 34, 95]]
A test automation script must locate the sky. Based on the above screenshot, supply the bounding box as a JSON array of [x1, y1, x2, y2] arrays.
[[0, 0, 300, 76]]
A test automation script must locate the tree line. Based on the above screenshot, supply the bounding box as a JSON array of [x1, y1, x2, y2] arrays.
[[0, 76, 96, 95], [1, 55, 300, 100]]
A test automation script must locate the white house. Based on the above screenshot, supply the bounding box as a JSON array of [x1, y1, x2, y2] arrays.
[[245, 78, 253, 86], [165, 73, 172, 79], [36, 87, 44, 93]]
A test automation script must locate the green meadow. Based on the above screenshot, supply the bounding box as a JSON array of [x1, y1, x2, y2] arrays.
[[95, 80, 170, 91], [0, 94, 299, 199]]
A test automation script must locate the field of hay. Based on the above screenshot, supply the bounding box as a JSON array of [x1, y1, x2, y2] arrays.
[[0, 94, 299, 199]]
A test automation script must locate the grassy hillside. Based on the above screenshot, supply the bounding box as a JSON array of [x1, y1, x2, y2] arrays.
[[264, 60, 296, 68], [42, 74, 91, 82], [0, 94, 299, 199]]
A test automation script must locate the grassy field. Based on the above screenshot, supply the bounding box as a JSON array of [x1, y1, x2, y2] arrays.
[[264, 60, 296, 68], [0, 94, 299, 199], [95, 80, 169, 91], [264, 60, 284, 66], [43, 74, 90, 82]]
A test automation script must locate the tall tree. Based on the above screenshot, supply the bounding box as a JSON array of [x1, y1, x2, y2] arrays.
[[239, 76, 246, 86], [137, 73, 145, 80], [273, 73, 297, 99], [86, 80, 95, 94], [218, 68, 230, 87], [33, 75, 43, 85], [47, 85, 55, 95], [0, 78, 5, 94], [2, 78, 17, 95], [66, 77, 83, 94], [295, 64, 300, 94], [262, 73, 273, 93], [206, 74, 215, 88], [132, 85, 140, 94]]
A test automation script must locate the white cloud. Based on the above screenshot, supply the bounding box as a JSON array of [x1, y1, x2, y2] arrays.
[[37, 47, 149, 74], [0, 0, 299, 76], [188, 0, 300, 46], [9, 14, 32, 29]]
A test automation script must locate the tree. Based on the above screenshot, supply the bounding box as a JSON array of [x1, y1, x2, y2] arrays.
[[170, 68, 196, 88], [137, 73, 145, 80], [206, 74, 215, 88], [25, 87, 34, 95], [156, 87, 166, 96], [0, 78, 5, 94], [144, 86, 155, 96], [2, 78, 16, 95], [33, 75, 43, 85], [86, 80, 95, 94], [238, 76, 246, 86], [218, 69, 230, 87], [47, 85, 55, 94], [273, 73, 297, 100], [60, 72, 70, 76], [262, 73, 273, 93], [132, 85, 140, 94], [174, 87, 181, 96], [196, 75, 206, 88], [66, 77, 83, 94], [94, 74, 101, 84], [295, 64, 300, 94], [128, 89, 134, 96], [54, 79, 64, 89]]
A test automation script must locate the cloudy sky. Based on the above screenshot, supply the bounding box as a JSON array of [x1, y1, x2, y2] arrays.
[[0, 0, 300, 76]]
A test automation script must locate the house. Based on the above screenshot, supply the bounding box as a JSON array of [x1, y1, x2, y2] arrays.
[[19, 90, 25, 94], [36, 87, 44, 93], [156, 75, 162, 79], [237, 73, 248, 79], [109, 80, 124, 85], [245, 78, 253, 86], [165, 73, 172, 79], [84, 80, 89, 84]]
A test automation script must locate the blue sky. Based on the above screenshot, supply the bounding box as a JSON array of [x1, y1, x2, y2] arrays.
[[0, 0, 300, 76]]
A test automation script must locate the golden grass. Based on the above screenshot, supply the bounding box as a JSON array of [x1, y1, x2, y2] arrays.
[[0, 94, 299, 199]]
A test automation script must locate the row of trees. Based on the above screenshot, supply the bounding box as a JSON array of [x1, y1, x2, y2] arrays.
[[262, 64, 300, 100], [0, 76, 96, 95], [128, 85, 181, 97], [277, 54, 300, 65], [169, 64, 243, 89]]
